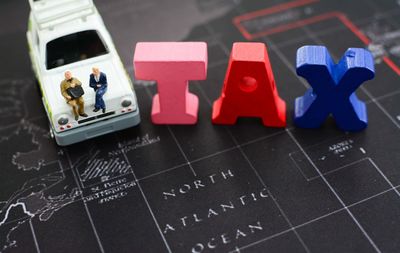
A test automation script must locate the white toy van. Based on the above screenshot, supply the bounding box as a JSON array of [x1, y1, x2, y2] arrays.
[[27, 0, 140, 146]]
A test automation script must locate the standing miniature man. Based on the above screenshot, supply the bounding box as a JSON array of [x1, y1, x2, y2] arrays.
[[60, 71, 88, 121], [89, 67, 107, 113]]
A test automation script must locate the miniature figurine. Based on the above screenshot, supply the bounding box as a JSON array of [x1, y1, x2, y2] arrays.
[[60, 71, 88, 121], [89, 67, 107, 113]]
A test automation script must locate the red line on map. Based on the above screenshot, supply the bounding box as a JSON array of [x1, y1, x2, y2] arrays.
[[233, 0, 319, 40], [233, 0, 319, 23], [233, 7, 400, 75], [335, 12, 370, 44], [383, 57, 400, 76], [335, 13, 400, 75], [250, 12, 338, 39]]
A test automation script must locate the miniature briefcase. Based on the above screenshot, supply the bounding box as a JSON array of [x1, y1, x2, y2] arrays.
[[67, 85, 85, 99]]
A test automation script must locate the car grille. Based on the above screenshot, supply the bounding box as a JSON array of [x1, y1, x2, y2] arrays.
[[78, 111, 116, 124]]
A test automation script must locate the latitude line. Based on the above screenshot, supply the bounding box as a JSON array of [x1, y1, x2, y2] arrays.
[[65, 151, 106, 253], [300, 24, 400, 195], [141, 84, 197, 176], [286, 129, 381, 253], [202, 20, 312, 253], [29, 220, 41, 253], [264, 24, 381, 251], [115, 134, 173, 253], [231, 184, 398, 252]]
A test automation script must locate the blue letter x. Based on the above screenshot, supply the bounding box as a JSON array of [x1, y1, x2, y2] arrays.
[[294, 46, 375, 131]]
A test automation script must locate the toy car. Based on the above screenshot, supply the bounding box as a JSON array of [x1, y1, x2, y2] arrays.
[[27, 0, 140, 146]]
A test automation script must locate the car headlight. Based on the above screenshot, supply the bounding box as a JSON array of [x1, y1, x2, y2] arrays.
[[57, 115, 69, 125], [121, 98, 132, 107]]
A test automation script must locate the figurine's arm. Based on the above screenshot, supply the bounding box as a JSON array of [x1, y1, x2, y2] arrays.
[[102, 73, 108, 88], [89, 75, 96, 89], [60, 82, 70, 100]]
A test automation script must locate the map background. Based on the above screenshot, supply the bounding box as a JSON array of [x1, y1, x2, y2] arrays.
[[0, 0, 400, 252]]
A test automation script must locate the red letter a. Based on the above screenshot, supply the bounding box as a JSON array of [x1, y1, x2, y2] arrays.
[[212, 42, 286, 127]]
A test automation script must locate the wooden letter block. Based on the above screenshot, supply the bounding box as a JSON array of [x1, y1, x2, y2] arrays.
[[212, 42, 286, 127], [134, 42, 208, 124]]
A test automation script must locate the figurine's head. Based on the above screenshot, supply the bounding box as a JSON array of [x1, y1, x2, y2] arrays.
[[64, 71, 72, 80], [92, 67, 100, 76]]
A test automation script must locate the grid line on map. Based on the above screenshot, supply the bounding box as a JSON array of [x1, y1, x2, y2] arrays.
[[201, 20, 312, 253], [65, 151, 106, 253]]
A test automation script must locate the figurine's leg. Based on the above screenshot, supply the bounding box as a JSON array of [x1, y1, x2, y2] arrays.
[[68, 100, 79, 120], [94, 90, 100, 109], [77, 97, 85, 115], [102, 88, 107, 109], [96, 88, 106, 109]]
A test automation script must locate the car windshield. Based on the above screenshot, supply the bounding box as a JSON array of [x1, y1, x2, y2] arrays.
[[46, 30, 108, 69]]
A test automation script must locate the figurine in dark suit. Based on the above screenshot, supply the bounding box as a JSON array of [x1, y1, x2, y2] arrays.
[[89, 67, 108, 113]]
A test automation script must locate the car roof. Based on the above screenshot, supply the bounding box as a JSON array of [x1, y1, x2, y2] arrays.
[[30, 0, 105, 42]]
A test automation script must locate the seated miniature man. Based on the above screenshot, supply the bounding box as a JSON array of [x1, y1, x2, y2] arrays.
[[89, 67, 108, 113], [60, 71, 88, 121]]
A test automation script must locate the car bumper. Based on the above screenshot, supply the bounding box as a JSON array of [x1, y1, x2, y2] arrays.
[[53, 109, 140, 146]]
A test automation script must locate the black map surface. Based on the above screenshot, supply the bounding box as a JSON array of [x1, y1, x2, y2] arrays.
[[1, 0, 400, 252]]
